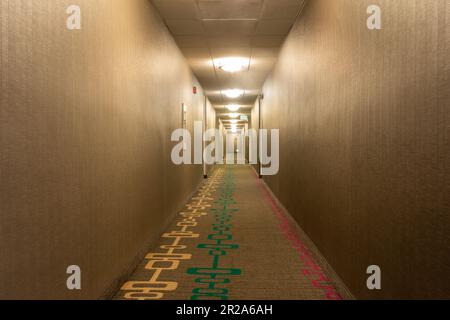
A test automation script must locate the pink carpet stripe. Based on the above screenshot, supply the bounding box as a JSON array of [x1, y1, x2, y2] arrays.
[[254, 170, 342, 300]]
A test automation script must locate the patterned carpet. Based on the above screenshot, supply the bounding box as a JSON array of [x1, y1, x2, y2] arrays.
[[114, 165, 352, 300]]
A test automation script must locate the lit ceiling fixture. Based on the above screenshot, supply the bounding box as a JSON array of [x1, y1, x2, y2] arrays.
[[229, 113, 239, 118], [227, 104, 241, 111], [215, 57, 249, 73], [230, 120, 238, 124], [223, 89, 244, 99]]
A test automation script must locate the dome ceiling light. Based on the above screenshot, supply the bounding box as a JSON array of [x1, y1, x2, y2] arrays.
[[215, 57, 249, 73], [226, 104, 241, 111], [223, 89, 244, 99]]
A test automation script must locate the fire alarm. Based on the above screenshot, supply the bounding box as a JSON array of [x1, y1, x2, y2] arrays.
[[193, 86, 197, 94]]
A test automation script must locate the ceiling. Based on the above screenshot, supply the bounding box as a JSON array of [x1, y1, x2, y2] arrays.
[[151, 0, 305, 113], [214, 104, 253, 130]]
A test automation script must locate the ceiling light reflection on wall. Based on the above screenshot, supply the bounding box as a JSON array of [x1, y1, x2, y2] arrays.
[[223, 89, 244, 99], [215, 57, 249, 73], [227, 104, 241, 111]]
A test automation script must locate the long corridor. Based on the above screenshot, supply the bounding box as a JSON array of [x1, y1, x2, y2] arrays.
[[115, 166, 349, 300], [1, 0, 449, 301]]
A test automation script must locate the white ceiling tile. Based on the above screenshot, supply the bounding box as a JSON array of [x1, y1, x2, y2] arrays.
[[261, 0, 303, 20], [207, 36, 252, 48], [197, 0, 263, 20], [203, 20, 257, 36], [217, 76, 249, 89], [152, 0, 199, 19], [256, 19, 295, 35]]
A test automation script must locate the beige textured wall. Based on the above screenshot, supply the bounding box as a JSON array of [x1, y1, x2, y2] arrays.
[[0, 0, 207, 299], [261, 0, 450, 299]]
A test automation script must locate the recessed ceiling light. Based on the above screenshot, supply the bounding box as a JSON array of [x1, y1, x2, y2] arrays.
[[223, 89, 244, 99], [229, 113, 239, 118], [230, 120, 238, 124], [227, 104, 240, 112], [215, 57, 249, 73]]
